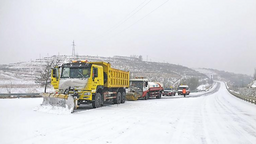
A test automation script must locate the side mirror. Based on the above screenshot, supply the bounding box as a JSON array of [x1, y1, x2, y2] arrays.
[[52, 68, 59, 81], [52, 69, 57, 78], [145, 82, 148, 87]]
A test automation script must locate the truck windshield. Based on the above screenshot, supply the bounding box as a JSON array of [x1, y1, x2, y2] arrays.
[[130, 81, 143, 90], [178, 87, 188, 90], [61, 67, 91, 78]]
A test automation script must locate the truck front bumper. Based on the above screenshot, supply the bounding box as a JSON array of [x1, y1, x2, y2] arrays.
[[79, 91, 93, 101]]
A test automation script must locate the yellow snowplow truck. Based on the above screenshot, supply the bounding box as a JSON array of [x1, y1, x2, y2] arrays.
[[41, 60, 129, 112]]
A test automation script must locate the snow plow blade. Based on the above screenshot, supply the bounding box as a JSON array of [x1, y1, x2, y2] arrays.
[[126, 92, 140, 101], [41, 93, 76, 112]]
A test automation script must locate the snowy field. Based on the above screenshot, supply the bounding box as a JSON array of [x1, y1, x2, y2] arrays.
[[0, 70, 55, 93], [1, 82, 256, 144]]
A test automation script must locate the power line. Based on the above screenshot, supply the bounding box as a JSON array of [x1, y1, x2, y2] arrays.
[[105, 0, 152, 35], [118, 0, 169, 34], [90, 0, 169, 43], [92, 0, 152, 41]]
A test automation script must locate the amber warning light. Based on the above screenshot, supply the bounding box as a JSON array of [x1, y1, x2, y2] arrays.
[[72, 60, 88, 63]]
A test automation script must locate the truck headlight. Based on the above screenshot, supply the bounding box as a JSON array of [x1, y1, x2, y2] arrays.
[[84, 92, 91, 95]]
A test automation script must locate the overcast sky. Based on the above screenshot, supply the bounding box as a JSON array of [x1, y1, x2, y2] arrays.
[[0, 0, 255, 75]]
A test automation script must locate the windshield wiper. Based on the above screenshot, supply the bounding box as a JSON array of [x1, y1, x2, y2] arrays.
[[77, 71, 86, 79]]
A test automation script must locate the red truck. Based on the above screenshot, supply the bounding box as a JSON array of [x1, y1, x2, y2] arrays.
[[126, 78, 164, 100]]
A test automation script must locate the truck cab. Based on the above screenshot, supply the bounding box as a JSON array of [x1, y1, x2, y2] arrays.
[[52, 61, 104, 101], [128, 78, 149, 98], [177, 85, 190, 95]]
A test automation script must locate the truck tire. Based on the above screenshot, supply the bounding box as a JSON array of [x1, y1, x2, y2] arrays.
[[121, 92, 126, 103], [114, 92, 121, 104], [156, 92, 161, 99], [92, 93, 101, 108], [144, 93, 149, 100], [101, 94, 104, 106]]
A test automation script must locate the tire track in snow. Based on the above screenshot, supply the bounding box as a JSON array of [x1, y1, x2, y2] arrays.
[[202, 82, 256, 144], [167, 97, 207, 143], [214, 85, 256, 139], [214, 93, 250, 143]]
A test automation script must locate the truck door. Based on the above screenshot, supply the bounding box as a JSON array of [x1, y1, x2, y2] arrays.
[[51, 67, 59, 89], [143, 81, 148, 92], [92, 65, 104, 87]]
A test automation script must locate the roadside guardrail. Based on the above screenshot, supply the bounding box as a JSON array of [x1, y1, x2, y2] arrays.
[[225, 83, 256, 105], [0, 93, 41, 98]]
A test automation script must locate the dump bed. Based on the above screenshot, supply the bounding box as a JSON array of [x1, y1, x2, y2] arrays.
[[90, 62, 129, 88]]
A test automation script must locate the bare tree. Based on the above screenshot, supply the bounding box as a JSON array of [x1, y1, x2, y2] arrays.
[[35, 58, 61, 93], [5, 82, 13, 94]]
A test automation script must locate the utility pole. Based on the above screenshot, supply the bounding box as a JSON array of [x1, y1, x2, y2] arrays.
[[72, 40, 75, 57]]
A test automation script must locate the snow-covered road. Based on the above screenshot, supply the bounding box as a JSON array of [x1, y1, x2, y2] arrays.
[[1, 82, 256, 144]]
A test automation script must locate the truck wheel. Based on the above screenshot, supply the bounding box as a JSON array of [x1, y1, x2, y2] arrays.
[[121, 92, 126, 103], [101, 94, 104, 106], [156, 92, 161, 99], [92, 93, 101, 108], [114, 92, 121, 104], [144, 93, 149, 100]]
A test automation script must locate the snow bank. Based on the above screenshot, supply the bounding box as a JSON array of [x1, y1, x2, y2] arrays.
[[34, 105, 73, 115], [197, 84, 210, 91], [251, 80, 256, 88]]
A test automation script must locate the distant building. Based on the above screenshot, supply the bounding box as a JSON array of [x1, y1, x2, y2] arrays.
[[113, 55, 142, 61]]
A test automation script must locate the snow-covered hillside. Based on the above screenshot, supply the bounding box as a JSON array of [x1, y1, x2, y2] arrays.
[[0, 55, 208, 93], [0, 82, 255, 144], [0, 70, 45, 93]]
